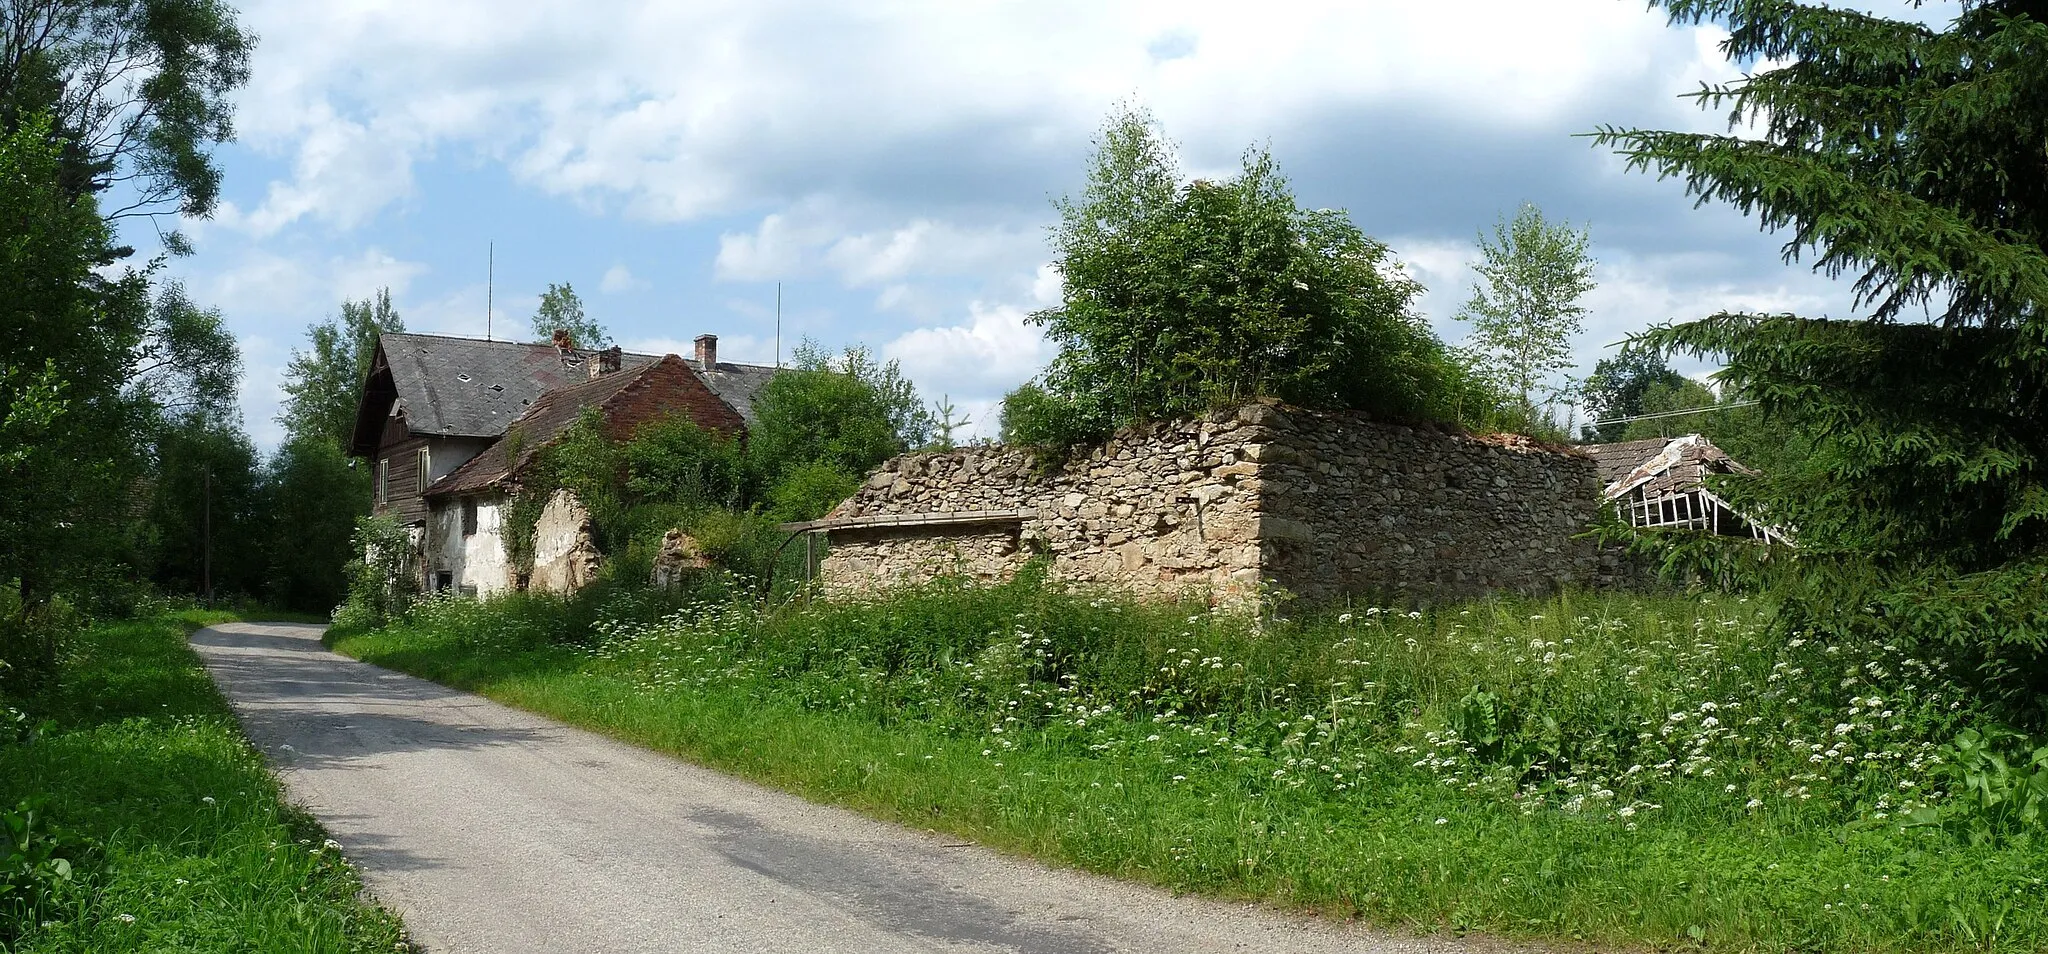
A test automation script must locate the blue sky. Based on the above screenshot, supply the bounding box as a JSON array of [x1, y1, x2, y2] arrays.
[[145, 0, 1912, 448]]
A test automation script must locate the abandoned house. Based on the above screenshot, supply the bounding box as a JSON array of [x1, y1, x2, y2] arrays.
[[1583, 434, 1789, 544], [788, 402, 1611, 605], [349, 331, 771, 595]]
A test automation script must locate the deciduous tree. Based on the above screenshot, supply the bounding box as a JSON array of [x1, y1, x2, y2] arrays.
[[0, 0, 254, 226], [1017, 107, 1462, 451], [529, 282, 609, 350], [1456, 203, 1596, 428], [280, 288, 403, 446]]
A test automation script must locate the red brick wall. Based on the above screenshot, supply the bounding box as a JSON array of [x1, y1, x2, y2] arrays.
[[599, 355, 748, 442]]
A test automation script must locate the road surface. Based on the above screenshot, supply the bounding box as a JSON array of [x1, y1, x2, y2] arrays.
[[192, 621, 1503, 954]]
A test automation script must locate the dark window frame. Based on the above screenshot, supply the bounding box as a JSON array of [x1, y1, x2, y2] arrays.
[[461, 498, 478, 536]]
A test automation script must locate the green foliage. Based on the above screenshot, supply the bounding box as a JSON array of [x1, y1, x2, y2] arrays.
[[621, 415, 747, 512], [1020, 107, 1465, 449], [1581, 347, 1688, 441], [1909, 727, 2048, 847], [748, 341, 931, 488], [0, 613, 409, 950], [929, 394, 970, 450], [0, 0, 255, 223], [996, 380, 1092, 455], [765, 461, 858, 523], [0, 800, 85, 941], [260, 434, 370, 613], [529, 281, 609, 349], [280, 288, 403, 447], [1616, 376, 1716, 441], [140, 410, 265, 602], [1593, 1, 2048, 700], [337, 514, 418, 628], [1457, 203, 1597, 427], [341, 582, 2048, 952], [0, 112, 153, 654]]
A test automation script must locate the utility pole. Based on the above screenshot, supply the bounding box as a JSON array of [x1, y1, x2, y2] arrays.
[[775, 282, 782, 368], [486, 241, 495, 341], [202, 465, 213, 606]]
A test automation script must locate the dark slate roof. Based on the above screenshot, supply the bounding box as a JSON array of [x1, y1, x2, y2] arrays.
[[1583, 438, 1677, 485], [691, 358, 778, 423], [376, 333, 659, 440]]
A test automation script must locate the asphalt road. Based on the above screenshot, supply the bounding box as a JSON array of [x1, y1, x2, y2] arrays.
[[192, 621, 1501, 954]]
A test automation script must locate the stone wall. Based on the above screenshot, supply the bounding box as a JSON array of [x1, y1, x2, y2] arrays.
[[817, 402, 1601, 605], [820, 408, 1267, 603], [1257, 407, 1601, 601]]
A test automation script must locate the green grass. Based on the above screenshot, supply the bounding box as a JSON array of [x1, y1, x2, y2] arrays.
[[331, 581, 2048, 953], [0, 609, 410, 953]]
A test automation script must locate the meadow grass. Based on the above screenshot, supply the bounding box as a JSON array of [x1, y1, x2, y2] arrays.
[[0, 609, 410, 953], [332, 579, 2048, 953]]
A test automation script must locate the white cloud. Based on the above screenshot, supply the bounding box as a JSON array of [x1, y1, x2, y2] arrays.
[[600, 264, 649, 294], [883, 300, 1054, 415], [217, 0, 1738, 233]]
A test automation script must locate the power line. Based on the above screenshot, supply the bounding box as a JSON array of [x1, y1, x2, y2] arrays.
[[1589, 400, 1759, 428]]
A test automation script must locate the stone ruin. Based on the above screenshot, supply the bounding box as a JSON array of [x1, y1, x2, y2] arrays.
[[799, 402, 1607, 606]]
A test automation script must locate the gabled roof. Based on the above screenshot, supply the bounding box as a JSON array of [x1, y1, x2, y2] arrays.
[[427, 355, 746, 498], [350, 333, 659, 454], [690, 357, 778, 423], [1584, 434, 1753, 502]]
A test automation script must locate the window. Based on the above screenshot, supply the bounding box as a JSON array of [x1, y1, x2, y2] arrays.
[[434, 570, 453, 592], [462, 498, 478, 536], [415, 447, 430, 494], [377, 458, 390, 504]]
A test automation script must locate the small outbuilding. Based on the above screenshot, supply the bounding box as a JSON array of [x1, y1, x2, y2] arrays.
[[1583, 434, 1789, 544]]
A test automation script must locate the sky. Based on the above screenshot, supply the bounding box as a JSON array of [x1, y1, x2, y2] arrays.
[[145, 0, 1910, 449]]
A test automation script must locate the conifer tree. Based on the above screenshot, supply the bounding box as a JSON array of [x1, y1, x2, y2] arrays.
[[1593, 1, 2048, 695]]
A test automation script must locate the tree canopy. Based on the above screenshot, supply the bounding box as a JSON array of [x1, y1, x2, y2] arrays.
[[1012, 107, 1468, 451], [748, 342, 932, 495], [1456, 203, 1595, 427], [529, 282, 609, 350], [0, 0, 255, 225], [1594, 0, 2048, 699], [280, 288, 403, 446]]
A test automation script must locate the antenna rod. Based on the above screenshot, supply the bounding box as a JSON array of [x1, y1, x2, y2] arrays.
[[775, 282, 782, 368], [486, 241, 494, 341]]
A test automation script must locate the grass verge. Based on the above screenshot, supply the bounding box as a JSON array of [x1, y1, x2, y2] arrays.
[[332, 582, 2048, 953], [0, 609, 410, 952]]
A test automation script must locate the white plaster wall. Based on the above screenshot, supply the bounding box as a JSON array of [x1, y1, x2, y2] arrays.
[[425, 494, 515, 597], [462, 497, 514, 596]]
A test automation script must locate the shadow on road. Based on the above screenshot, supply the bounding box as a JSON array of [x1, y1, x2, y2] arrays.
[[193, 624, 556, 771]]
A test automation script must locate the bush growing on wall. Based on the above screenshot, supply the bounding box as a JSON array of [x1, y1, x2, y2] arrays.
[[1008, 107, 1502, 454]]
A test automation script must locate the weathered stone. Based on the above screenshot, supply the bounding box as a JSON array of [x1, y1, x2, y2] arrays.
[[813, 404, 1600, 607], [650, 529, 711, 588]]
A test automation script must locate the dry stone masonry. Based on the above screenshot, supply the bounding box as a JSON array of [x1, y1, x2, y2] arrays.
[[815, 402, 1603, 605]]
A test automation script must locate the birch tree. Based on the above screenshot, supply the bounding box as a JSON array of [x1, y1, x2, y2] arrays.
[[1456, 203, 1596, 426]]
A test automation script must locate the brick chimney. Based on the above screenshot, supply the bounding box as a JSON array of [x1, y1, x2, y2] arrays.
[[693, 334, 718, 370], [588, 345, 623, 380]]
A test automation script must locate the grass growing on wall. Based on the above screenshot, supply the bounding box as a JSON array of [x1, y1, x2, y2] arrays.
[[332, 580, 2048, 953], [0, 610, 410, 952]]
